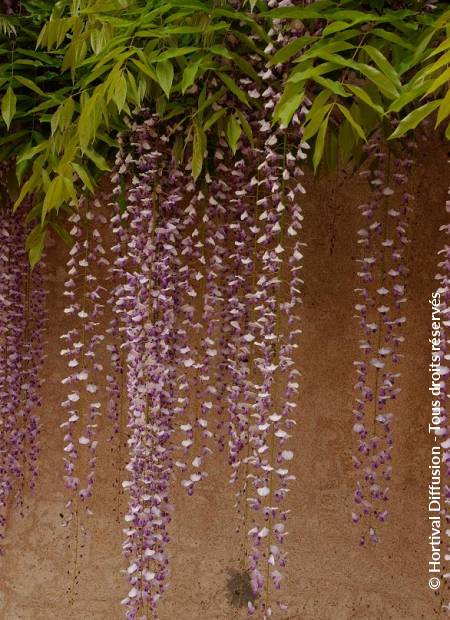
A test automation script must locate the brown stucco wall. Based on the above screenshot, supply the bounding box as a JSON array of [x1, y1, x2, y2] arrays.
[[0, 137, 449, 620]]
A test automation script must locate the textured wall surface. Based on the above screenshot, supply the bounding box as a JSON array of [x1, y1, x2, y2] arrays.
[[1, 138, 448, 620]]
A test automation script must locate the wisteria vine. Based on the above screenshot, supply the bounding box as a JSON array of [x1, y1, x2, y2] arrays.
[[0, 199, 47, 542], [351, 138, 414, 545], [0, 2, 448, 618]]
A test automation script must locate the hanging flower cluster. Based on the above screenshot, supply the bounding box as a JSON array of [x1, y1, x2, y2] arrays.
[[109, 116, 196, 619], [0, 203, 47, 540], [98, 87, 308, 617], [60, 200, 109, 521], [225, 8, 309, 617], [351, 139, 414, 545]]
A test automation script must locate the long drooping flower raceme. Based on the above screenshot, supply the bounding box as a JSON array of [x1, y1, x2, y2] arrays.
[[111, 116, 197, 619], [351, 139, 414, 545], [60, 200, 108, 522], [221, 7, 309, 616], [240, 127, 307, 618], [0, 204, 47, 540]]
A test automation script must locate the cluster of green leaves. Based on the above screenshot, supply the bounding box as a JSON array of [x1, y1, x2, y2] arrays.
[[0, 0, 269, 262], [271, 1, 450, 171], [0, 0, 449, 263]]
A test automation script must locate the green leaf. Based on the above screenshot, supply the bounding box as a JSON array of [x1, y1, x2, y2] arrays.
[[1, 86, 16, 130], [437, 90, 450, 127], [422, 50, 450, 77], [288, 61, 337, 84], [345, 84, 383, 115], [210, 45, 232, 59], [273, 89, 304, 127], [49, 221, 74, 248], [303, 102, 332, 142], [269, 36, 317, 66], [313, 76, 349, 97], [426, 66, 450, 96], [389, 100, 441, 139], [27, 225, 46, 268], [217, 72, 249, 106], [115, 71, 128, 112], [371, 28, 413, 50], [14, 75, 46, 97], [426, 37, 450, 60], [84, 149, 111, 172], [192, 122, 206, 180], [337, 104, 366, 141], [226, 115, 241, 154], [325, 129, 338, 172], [156, 59, 174, 98], [172, 134, 184, 164], [323, 20, 360, 36], [42, 176, 66, 220], [387, 81, 430, 113], [307, 88, 332, 118], [313, 116, 329, 172], [131, 58, 157, 81], [197, 86, 226, 115], [318, 53, 399, 99], [356, 63, 399, 99], [236, 109, 253, 145], [362, 45, 401, 89], [71, 162, 94, 192], [231, 53, 260, 82], [296, 40, 354, 64], [204, 108, 226, 130], [17, 141, 48, 164], [51, 98, 75, 135], [338, 119, 355, 163], [182, 63, 200, 94], [78, 92, 102, 151], [13, 173, 40, 212], [156, 47, 199, 61]]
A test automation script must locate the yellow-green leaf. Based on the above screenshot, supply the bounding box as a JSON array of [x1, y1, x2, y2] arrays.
[[345, 84, 383, 115], [436, 90, 450, 127], [204, 108, 226, 131], [389, 100, 441, 140], [27, 225, 46, 268], [269, 36, 317, 66], [362, 45, 401, 89], [303, 103, 332, 142], [42, 176, 66, 220], [236, 109, 253, 145], [17, 141, 48, 164], [71, 162, 94, 192], [13, 173, 39, 212], [156, 60, 174, 99], [217, 72, 249, 107], [2, 86, 16, 130], [274, 89, 304, 127], [182, 63, 199, 94], [426, 66, 450, 96], [14, 75, 46, 97], [84, 148, 111, 171], [192, 122, 206, 180], [313, 117, 329, 172], [226, 115, 241, 154], [113, 71, 127, 112], [337, 104, 366, 141]]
